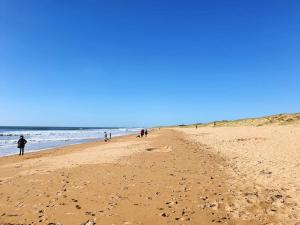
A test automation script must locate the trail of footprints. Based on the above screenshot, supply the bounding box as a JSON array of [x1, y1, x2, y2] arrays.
[[153, 139, 230, 224]]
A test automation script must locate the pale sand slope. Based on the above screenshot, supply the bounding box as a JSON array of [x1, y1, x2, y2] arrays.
[[175, 125, 300, 224], [0, 128, 296, 225]]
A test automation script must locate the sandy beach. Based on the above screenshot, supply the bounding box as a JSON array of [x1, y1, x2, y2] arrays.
[[0, 126, 299, 225], [2, 1, 299, 224]]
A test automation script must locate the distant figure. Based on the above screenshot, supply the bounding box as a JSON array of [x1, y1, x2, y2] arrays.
[[17, 135, 27, 156], [104, 132, 108, 142], [109, 133, 112, 139], [214, 121, 216, 127], [141, 129, 145, 138], [145, 129, 148, 137], [196, 125, 198, 129]]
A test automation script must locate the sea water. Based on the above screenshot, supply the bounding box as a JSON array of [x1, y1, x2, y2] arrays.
[[0, 126, 140, 157]]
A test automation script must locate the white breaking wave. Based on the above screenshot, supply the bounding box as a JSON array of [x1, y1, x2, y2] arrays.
[[0, 127, 140, 157]]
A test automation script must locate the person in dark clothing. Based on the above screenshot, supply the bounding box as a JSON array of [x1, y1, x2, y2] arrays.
[[145, 129, 148, 137], [141, 129, 144, 137], [104, 132, 108, 142], [18, 135, 27, 156]]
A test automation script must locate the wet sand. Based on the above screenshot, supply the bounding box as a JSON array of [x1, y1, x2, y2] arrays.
[[0, 127, 298, 224]]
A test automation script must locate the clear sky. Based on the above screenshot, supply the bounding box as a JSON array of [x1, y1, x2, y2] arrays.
[[0, 0, 299, 127]]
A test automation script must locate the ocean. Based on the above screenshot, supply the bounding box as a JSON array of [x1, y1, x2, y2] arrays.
[[0, 126, 140, 157]]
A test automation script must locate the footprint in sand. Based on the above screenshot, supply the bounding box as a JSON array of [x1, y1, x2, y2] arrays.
[[85, 211, 96, 216], [160, 212, 170, 217], [81, 220, 96, 225], [146, 148, 158, 152]]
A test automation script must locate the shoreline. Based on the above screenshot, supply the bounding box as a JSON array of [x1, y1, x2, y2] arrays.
[[0, 132, 138, 159]]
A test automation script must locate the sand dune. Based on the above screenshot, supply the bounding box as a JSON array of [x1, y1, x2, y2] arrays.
[[188, 113, 300, 127]]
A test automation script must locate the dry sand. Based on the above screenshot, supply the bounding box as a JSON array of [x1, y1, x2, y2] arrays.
[[0, 127, 299, 225], [176, 125, 300, 224]]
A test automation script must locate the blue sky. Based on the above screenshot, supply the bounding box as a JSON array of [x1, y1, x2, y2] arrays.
[[0, 0, 299, 127]]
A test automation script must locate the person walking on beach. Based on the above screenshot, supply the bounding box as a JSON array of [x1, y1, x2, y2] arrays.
[[140, 129, 145, 138], [109, 133, 112, 140], [104, 132, 108, 142], [145, 129, 148, 137], [17, 135, 27, 156]]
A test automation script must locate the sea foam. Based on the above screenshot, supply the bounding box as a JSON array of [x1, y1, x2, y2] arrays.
[[0, 126, 140, 157]]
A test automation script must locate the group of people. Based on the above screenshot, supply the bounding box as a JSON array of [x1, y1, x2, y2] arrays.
[[16, 129, 149, 155], [140, 129, 148, 137], [104, 132, 112, 142], [105, 129, 148, 140]]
